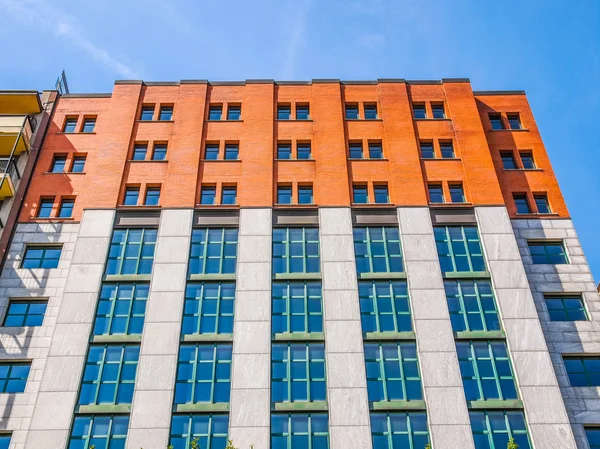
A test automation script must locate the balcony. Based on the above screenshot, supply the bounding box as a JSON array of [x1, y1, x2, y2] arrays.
[[0, 115, 35, 156], [0, 158, 19, 199]]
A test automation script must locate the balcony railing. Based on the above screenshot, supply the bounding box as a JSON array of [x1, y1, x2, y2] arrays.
[[0, 115, 36, 156]]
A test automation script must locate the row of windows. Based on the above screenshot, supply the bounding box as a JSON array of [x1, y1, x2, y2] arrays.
[[501, 150, 535, 170], [139, 104, 173, 121], [420, 140, 455, 159], [131, 143, 167, 161], [62, 116, 96, 133], [50, 154, 86, 173], [513, 193, 552, 215], [36, 197, 75, 218], [428, 183, 466, 204]]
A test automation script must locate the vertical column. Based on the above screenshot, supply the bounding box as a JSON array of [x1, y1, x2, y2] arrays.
[[126, 209, 193, 448], [398, 207, 475, 449], [228, 208, 272, 449], [476, 207, 577, 448], [319, 208, 372, 449], [25, 210, 115, 449]]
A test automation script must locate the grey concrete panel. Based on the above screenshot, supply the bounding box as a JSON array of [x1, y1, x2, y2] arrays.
[[236, 263, 271, 291], [327, 353, 368, 389], [481, 234, 521, 261], [320, 235, 356, 262], [39, 357, 84, 392], [125, 429, 170, 449], [323, 320, 363, 353], [139, 322, 181, 355], [56, 292, 99, 324], [319, 208, 352, 235], [231, 354, 270, 389], [520, 386, 571, 424], [330, 426, 373, 449], [429, 424, 476, 449], [494, 289, 539, 319], [229, 389, 270, 427], [29, 392, 77, 430], [397, 207, 434, 235], [154, 236, 192, 264], [503, 319, 548, 352], [328, 388, 370, 426], [129, 390, 173, 429], [228, 427, 270, 449], [48, 323, 91, 357], [414, 320, 457, 352], [71, 237, 112, 264], [528, 424, 578, 449], [511, 351, 558, 386], [238, 208, 272, 236], [425, 387, 471, 425], [420, 352, 463, 388], [322, 290, 361, 321], [158, 209, 193, 237], [410, 289, 451, 320], [475, 207, 513, 234], [234, 291, 271, 322], [402, 234, 438, 262], [405, 261, 444, 290], [237, 235, 272, 263], [322, 261, 358, 291], [145, 291, 186, 323], [135, 355, 177, 391], [488, 260, 530, 289], [77, 209, 116, 238], [24, 430, 68, 449], [149, 263, 187, 292], [232, 321, 270, 354], [63, 264, 104, 293]]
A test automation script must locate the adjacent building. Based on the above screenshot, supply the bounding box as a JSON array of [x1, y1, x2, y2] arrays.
[[0, 78, 598, 449]]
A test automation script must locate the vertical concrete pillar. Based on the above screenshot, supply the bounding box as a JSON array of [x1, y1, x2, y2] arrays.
[[476, 207, 577, 448], [228, 208, 272, 449], [398, 207, 475, 449], [25, 210, 115, 449], [126, 209, 193, 448], [319, 208, 372, 449]]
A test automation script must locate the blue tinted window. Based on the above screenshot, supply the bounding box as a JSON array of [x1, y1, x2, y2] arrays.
[[21, 246, 62, 269], [170, 414, 228, 449], [353, 186, 368, 204], [564, 357, 600, 387], [205, 145, 219, 160], [297, 143, 311, 159], [144, 188, 160, 206], [534, 194, 551, 214], [37, 198, 54, 218], [272, 282, 323, 335], [58, 199, 74, 218], [221, 187, 236, 205], [0, 363, 30, 393], [420, 141, 435, 158], [272, 227, 320, 275], [152, 144, 167, 161], [428, 185, 444, 203], [209, 105, 222, 120], [277, 143, 292, 160], [63, 118, 77, 132], [445, 280, 500, 333], [489, 114, 504, 130], [71, 156, 86, 173], [106, 228, 157, 276], [520, 152, 535, 169], [470, 411, 531, 449], [586, 428, 600, 449], [298, 186, 313, 204], [51, 155, 66, 172], [159, 106, 173, 120], [0, 435, 9, 449], [528, 241, 568, 264], [374, 185, 389, 204], [413, 104, 426, 119], [182, 283, 235, 335], [278, 105, 291, 120], [434, 226, 486, 273], [369, 142, 383, 159], [188, 228, 238, 276], [359, 281, 411, 334], [132, 145, 147, 161], [345, 104, 359, 119], [354, 227, 404, 274], [514, 194, 531, 214], [545, 295, 588, 322], [432, 103, 445, 119], [93, 283, 148, 336], [224, 144, 238, 160], [296, 104, 310, 120], [450, 184, 465, 203], [349, 143, 363, 159], [201, 186, 216, 205], [123, 187, 139, 206], [507, 114, 522, 130], [370, 412, 430, 449], [364, 104, 378, 119], [440, 141, 454, 158], [82, 118, 96, 132], [3, 300, 47, 327], [501, 152, 516, 169], [277, 186, 292, 204], [69, 415, 129, 449], [140, 106, 154, 120], [271, 414, 329, 449], [175, 344, 232, 404], [272, 343, 326, 403], [227, 105, 241, 120]]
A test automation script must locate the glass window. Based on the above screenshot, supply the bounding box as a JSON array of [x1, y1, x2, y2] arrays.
[[71, 155, 86, 173], [0, 435, 9, 449], [140, 106, 154, 121], [69, 415, 129, 449], [428, 185, 444, 203], [188, 228, 238, 276], [51, 155, 66, 172], [420, 141, 435, 158], [457, 341, 518, 402], [354, 227, 404, 274], [152, 144, 167, 161], [221, 186, 237, 205], [3, 300, 47, 327], [277, 143, 292, 160], [297, 143, 311, 160], [470, 411, 531, 449], [413, 104, 426, 119], [123, 187, 139, 206], [432, 103, 445, 119], [227, 105, 241, 120], [82, 118, 96, 132], [440, 141, 455, 158], [345, 104, 359, 119], [513, 194, 531, 214], [277, 105, 291, 120], [364, 104, 378, 119], [353, 185, 368, 204], [586, 428, 600, 449], [520, 152, 535, 169], [507, 113, 522, 130], [159, 106, 173, 120], [182, 282, 235, 335], [170, 414, 228, 449], [528, 241, 568, 264], [272, 282, 323, 335], [273, 227, 320, 274], [450, 184, 465, 203], [58, 198, 74, 218], [200, 186, 216, 205], [365, 342, 422, 402], [205, 144, 219, 160], [564, 357, 600, 386], [296, 104, 310, 120], [298, 186, 313, 205], [174, 344, 232, 404], [534, 194, 551, 214], [489, 114, 504, 130], [272, 343, 326, 403], [369, 142, 383, 159], [93, 283, 149, 336], [271, 414, 328, 449], [374, 185, 389, 204], [106, 228, 157, 276], [445, 280, 500, 333], [359, 281, 412, 334], [370, 412, 430, 449], [545, 295, 588, 322], [144, 188, 160, 206], [78, 344, 139, 405], [63, 117, 78, 132], [132, 144, 147, 161], [21, 246, 62, 269], [277, 186, 292, 204], [0, 363, 30, 393], [37, 198, 54, 218], [501, 152, 516, 169], [349, 142, 363, 159], [435, 226, 486, 274], [224, 144, 238, 160], [209, 105, 222, 120]]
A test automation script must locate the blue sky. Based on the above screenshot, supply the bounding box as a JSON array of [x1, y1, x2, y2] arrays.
[[1, 0, 599, 281]]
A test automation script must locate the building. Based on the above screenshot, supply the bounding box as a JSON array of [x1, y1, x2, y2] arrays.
[[0, 78, 597, 449]]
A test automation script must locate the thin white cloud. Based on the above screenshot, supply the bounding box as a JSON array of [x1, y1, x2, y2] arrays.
[[0, 0, 140, 79], [280, 0, 313, 79]]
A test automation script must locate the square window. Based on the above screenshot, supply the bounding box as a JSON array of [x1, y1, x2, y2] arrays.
[[298, 186, 313, 204], [201, 186, 216, 205], [374, 185, 389, 204], [369, 142, 383, 159], [434, 226, 486, 273], [144, 188, 160, 206], [140, 106, 154, 121], [520, 151, 535, 169], [500, 151, 516, 169], [132, 144, 147, 161], [82, 117, 96, 133], [353, 185, 368, 204], [58, 199, 75, 218], [271, 343, 326, 403], [534, 194, 551, 214], [0, 362, 30, 393], [209, 105, 222, 120], [297, 143, 311, 160], [37, 198, 54, 218], [188, 228, 238, 276], [513, 194, 531, 214], [71, 156, 86, 173], [225, 144, 238, 160], [277, 143, 292, 160], [489, 113, 504, 130], [359, 281, 412, 333], [277, 186, 292, 204], [205, 144, 219, 160], [221, 186, 237, 205], [545, 295, 587, 321], [271, 414, 329, 449], [3, 300, 48, 327], [364, 104, 378, 119], [106, 228, 156, 276], [349, 143, 363, 159], [432, 103, 445, 119], [413, 104, 427, 119], [272, 227, 320, 275], [296, 104, 310, 120], [152, 144, 167, 161], [440, 141, 455, 158], [63, 117, 77, 132], [428, 185, 444, 203], [420, 142, 435, 158], [354, 226, 404, 275], [159, 106, 173, 121], [345, 104, 359, 119], [507, 113, 522, 129], [370, 412, 429, 449], [50, 155, 67, 173], [21, 245, 62, 269], [70, 415, 129, 448], [123, 187, 139, 206], [277, 105, 291, 120], [470, 411, 531, 449], [183, 282, 235, 335], [227, 105, 241, 120], [449, 184, 465, 203], [93, 283, 149, 336], [564, 356, 600, 386], [528, 241, 568, 264], [445, 280, 500, 333], [272, 282, 323, 334]]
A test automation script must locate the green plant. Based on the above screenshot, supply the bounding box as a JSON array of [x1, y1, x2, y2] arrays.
[[425, 444, 431, 449], [507, 438, 519, 449], [191, 438, 200, 449]]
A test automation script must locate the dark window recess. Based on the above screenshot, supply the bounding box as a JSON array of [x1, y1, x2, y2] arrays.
[[364, 104, 378, 119], [277, 105, 291, 120], [140, 106, 154, 121], [58, 199, 74, 218], [432, 103, 445, 119], [440, 141, 455, 158], [82, 118, 96, 133], [277, 186, 292, 204], [501, 152, 516, 169], [513, 194, 531, 214], [63, 118, 77, 132], [159, 106, 173, 121], [208, 105, 222, 120], [297, 143, 311, 160], [507, 113, 522, 129], [428, 185, 444, 203], [534, 194, 551, 214], [489, 114, 504, 130], [298, 186, 313, 204], [227, 106, 241, 120], [374, 185, 389, 204], [123, 188, 139, 206], [200, 186, 216, 205], [144, 188, 160, 206], [520, 152, 535, 169], [345, 104, 359, 119], [205, 145, 219, 160], [37, 198, 54, 218], [420, 142, 435, 159], [132, 145, 147, 161], [71, 156, 86, 173], [296, 105, 310, 120], [413, 104, 427, 119], [349, 143, 363, 159], [353, 186, 368, 204], [449, 185, 465, 203], [277, 143, 292, 160], [369, 142, 383, 159], [152, 145, 167, 161], [51, 156, 67, 173], [221, 186, 237, 205], [225, 144, 238, 160]]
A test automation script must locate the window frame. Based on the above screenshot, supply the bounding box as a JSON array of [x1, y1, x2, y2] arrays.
[[272, 281, 323, 335], [297, 142, 311, 160], [345, 103, 359, 119], [227, 105, 241, 120], [0, 362, 30, 393], [431, 103, 446, 119], [507, 113, 522, 130], [71, 155, 86, 173], [21, 245, 62, 269], [354, 226, 404, 275], [434, 226, 486, 274], [200, 186, 217, 205], [182, 282, 235, 336], [563, 356, 600, 387], [69, 415, 129, 449], [151, 144, 167, 161], [81, 117, 96, 133], [544, 294, 588, 322], [420, 141, 435, 159], [58, 198, 75, 218], [500, 151, 517, 169], [50, 155, 67, 173], [368, 142, 384, 159], [272, 227, 320, 275], [513, 194, 531, 214], [140, 105, 155, 121], [298, 185, 313, 205], [188, 228, 238, 276], [277, 142, 292, 160], [93, 283, 149, 336], [123, 187, 140, 206], [144, 187, 161, 206], [353, 185, 369, 204], [412, 103, 427, 119], [63, 117, 78, 133], [277, 185, 292, 205], [440, 140, 455, 158], [205, 144, 220, 160], [428, 184, 444, 204], [271, 413, 329, 449], [534, 194, 551, 214], [224, 144, 239, 160], [370, 412, 430, 449], [106, 228, 157, 276], [221, 186, 237, 205], [277, 104, 291, 120], [170, 414, 229, 449], [208, 105, 223, 121], [519, 151, 536, 169], [2, 299, 48, 327], [470, 410, 532, 449], [37, 197, 54, 218], [527, 241, 569, 264], [489, 113, 504, 130], [296, 104, 310, 120], [358, 281, 412, 334], [159, 105, 173, 121], [132, 144, 147, 161], [585, 427, 600, 449], [445, 280, 500, 333], [364, 103, 378, 119], [374, 185, 389, 204], [349, 142, 364, 159], [449, 184, 466, 203]]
